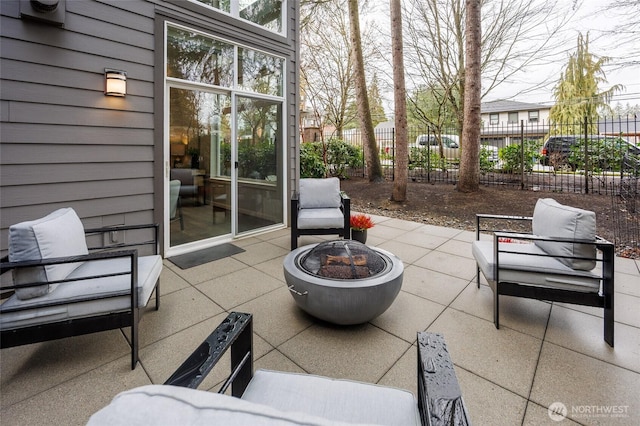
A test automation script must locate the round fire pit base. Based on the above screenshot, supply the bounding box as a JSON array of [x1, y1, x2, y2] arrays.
[[283, 241, 404, 325]]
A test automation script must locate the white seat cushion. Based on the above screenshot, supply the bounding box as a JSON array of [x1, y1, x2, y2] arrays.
[[242, 369, 420, 426], [532, 198, 596, 271], [8, 208, 88, 299], [88, 384, 368, 426], [297, 208, 345, 229], [472, 240, 600, 292], [0, 255, 162, 330]]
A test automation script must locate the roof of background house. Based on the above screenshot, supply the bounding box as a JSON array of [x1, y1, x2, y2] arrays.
[[481, 99, 549, 113]]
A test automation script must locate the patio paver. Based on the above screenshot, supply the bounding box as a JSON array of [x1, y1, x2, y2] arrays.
[[1, 217, 638, 425]]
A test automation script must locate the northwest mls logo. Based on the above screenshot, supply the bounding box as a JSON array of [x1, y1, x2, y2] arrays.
[[548, 402, 630, 421], [548, 402, 568, 422]]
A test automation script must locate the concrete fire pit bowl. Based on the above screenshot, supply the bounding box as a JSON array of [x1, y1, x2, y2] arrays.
[[283, 240, 404, 325]]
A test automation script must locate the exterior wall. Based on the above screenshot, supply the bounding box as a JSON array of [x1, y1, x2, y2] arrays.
[[480, 107, 551, 126], [0, 0, 299, 257]]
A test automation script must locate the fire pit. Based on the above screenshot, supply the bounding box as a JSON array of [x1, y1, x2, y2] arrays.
[[283, 240, 404, 325]]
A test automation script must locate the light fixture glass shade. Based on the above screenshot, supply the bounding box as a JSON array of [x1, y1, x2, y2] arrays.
[[105, 69, 127, 96]]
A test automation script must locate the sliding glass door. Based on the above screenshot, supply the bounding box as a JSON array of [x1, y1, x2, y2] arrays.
[[165, 23, 285, 252], [169, 87, 232, 247]]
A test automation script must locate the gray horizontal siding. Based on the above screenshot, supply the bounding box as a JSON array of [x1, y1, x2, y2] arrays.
[[1, 0, 300, 256], [1, 0, 157, 255], [4, 103, 153, 128], [0, 162, 154, 185], [1, 123, 153, 146], [0, 79, 153, 112]]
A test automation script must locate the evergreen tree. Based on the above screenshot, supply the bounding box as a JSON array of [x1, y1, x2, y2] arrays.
[[549, 33, 621, 135]]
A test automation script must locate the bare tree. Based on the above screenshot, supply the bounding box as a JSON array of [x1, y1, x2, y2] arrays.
[[390, 0, 408, 201], [458, 0, 481, 193], [404, 0, 577, 130], [300, 3, 356, 139], [300, 1, 383, 138], [348, 0, 384, 182]]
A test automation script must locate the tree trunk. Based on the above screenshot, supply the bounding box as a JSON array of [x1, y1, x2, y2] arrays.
[[390, 0, 407, 201], [458, 0, 481, 193], [347, 0, 383, 182]]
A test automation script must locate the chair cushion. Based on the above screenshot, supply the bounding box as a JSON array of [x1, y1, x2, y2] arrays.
[[299, 178, 341, 209], [297, 208, 345, 229], [88, 384, 367, 426], [0, 255, 162, 330], [532, 198, 596, 271], [472, 240, 600, 292], [242, 369, 421, 425], [8, 208, 88, 300]]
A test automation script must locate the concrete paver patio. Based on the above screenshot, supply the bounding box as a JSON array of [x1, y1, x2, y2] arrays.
[[1, 214, 639, 425]]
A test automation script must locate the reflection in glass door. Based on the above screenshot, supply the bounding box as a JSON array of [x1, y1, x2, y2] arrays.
[[235, 96, 283, 234], [169, 87, 231, 247]]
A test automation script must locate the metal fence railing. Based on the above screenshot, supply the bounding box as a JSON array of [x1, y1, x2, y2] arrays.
[[338, 116, 639, 196]]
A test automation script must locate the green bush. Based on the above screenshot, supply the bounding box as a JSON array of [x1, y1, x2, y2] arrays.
[[498, 140, 540, 173], [568, 137, 637, 172], [479, 146, 495, 174], [408, 147, 446, 171], [300, 142, 328, 178], [327, 139, 363, 178]]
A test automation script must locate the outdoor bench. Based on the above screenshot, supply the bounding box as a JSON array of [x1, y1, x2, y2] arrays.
[[0, 208, 162, 369], [89, 312, 471, 425]]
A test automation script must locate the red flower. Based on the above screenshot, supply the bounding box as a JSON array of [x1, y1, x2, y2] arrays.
[[350, 214, 375, 231]]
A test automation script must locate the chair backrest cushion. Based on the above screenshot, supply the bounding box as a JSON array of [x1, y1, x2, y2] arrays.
[[299, 178, 341, 209], [170, 168, 194, 185], [9, 208, 88, 299], [532, 198, 596, 270]]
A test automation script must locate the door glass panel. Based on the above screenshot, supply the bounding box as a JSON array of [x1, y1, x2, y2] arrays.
[[170, 87, 231, 247], [236, 96, 283, 234]]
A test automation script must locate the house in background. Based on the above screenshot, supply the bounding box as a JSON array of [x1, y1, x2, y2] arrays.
[[479, 99, 552, 148], [0, 0, 300, 258]]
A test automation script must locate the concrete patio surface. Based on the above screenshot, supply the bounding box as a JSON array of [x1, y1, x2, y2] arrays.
[[1, 214, 639, 425]]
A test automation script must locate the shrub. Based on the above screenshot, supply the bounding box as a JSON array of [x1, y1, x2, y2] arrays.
[[300, 142, 328, 178], [326, 139, 363, 178], [479, 146, 495, 174], [498, 140, 540, 173], [408, 147, 445, 171]]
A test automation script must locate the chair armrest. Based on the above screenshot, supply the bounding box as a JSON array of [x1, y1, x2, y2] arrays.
[[492, 232, 613, 273], [476, 214, 532, 240], [85, 223, 159, 255], [165, 312, 253, 398], [417, 332, 470, 425], [0, 250, 139, 303]]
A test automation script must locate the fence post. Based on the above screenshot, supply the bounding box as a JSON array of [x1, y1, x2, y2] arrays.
[[520, 120, 525, 190], [392, 127, 395, 181], [584, 116, 589, 194]]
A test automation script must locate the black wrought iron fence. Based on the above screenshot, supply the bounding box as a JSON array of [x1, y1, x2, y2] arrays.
[[340, 116, 639, 195], [611, 154, 640, 256]]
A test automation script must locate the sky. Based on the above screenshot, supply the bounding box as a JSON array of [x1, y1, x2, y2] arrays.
[[367, 0, 640, 110], [485, 0, 640, 108]]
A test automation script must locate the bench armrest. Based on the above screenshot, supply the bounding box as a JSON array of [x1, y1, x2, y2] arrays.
[[165, 312, 253, 397]]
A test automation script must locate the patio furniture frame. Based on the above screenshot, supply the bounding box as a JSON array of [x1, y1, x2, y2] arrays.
[[290, 178, 351, 250], [474, 213, 614, 346], [1, 223, 161, 369], [165, 312, 471, 425]]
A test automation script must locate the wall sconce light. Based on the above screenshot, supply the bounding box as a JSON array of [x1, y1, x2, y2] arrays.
[[105, 69, 126, 97]]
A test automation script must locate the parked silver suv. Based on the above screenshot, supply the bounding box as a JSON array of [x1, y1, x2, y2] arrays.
[[414, 134, 498, 162]]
